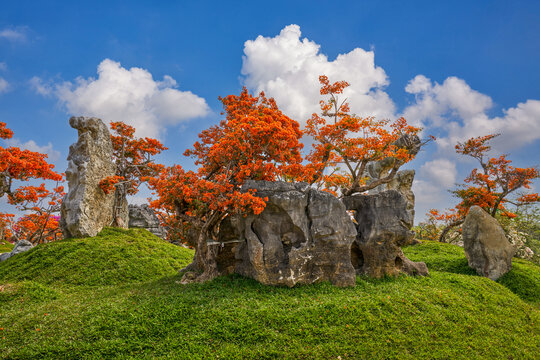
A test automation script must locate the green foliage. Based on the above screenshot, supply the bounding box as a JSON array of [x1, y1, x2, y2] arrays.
[[0, 232, 538, 359], [0, 227, 194, 286], [498, 204, 540, 264]]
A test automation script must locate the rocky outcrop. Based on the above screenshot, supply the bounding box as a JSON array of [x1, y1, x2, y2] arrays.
[[128, 204, 166, 239], [0, 240, 33, 262], [369, 169, 416, 221], [215, 181, 357, 287], [363, 134, 421, 222], [60, 117, 116, 238], [342, 190, 428, 278], [462, 206, 515, 280]]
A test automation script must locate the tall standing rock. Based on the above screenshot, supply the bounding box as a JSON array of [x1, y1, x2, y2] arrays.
[[462, 206, 515, 280], [215, 181, 357, 287], [343, 190, 428, 278], [60, 117, 116, 238]]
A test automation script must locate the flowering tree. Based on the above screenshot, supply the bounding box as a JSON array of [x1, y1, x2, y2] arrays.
[[149, 88, 303, 282], [301, 75, 426, 196], [9, 181, 64, 244], [0, 122, 64, 244], [433, 134, 539, 242], [99, 121, 167, 227], [0, 122, 62, 201]]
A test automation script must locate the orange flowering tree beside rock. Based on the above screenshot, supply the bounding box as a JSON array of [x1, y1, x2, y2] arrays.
[[99, 121, 167, 227], [301, 75, 426, 196], [431, 134, 540, 242], [149, 88, 303, 282], [0, 121, 65, 244]]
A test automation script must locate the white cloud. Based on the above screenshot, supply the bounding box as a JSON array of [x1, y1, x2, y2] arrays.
[[0, 27, 27, 42], [29, 76, 53, 96], [0, 78, 9, 94], [0, 62, 6, 71], [4, 138, 60, 161], [241, 24, 395, 123], [412, 179, 445, 206], [51, 59, 210, 138], [419, 158, 457, 188], [402, 75, 540, 151]]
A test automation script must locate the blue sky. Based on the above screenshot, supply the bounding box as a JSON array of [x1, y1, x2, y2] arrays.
[[1, 0, 539, 222]]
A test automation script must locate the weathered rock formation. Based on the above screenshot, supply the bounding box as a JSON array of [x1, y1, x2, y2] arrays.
[[369, 169, 416, 221], [60, 117, 116, 238], [343, 190, 429, 278], [462, 206, 515, 280], [363, 134, 421, 221], [128, 204, 166, 239], [215, 181, 357, 287], [0, 240, 33, 262]]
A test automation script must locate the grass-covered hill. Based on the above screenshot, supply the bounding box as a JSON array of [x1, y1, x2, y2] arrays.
[[0, 229, 538, 359]]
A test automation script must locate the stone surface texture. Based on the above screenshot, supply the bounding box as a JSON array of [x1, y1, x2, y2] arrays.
[[128, 204, 166, 239], [369, 169, 416, 221], [342, 190, 428, 278], [363, 134, 421, 222], [215, 181, 357, 287], [0, 240, 33, 262], [462, 206, 515, 280], [60, 117, 116, 238]]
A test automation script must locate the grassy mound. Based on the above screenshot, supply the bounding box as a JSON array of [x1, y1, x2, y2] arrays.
[[0, 241, 14, 253], [404, 240, 540, 304], [0, 232, 538, 359], [0, 228, 194, 286]]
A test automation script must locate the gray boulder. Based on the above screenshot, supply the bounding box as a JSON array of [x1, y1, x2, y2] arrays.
[[369, 169, 416, 221], [0, 240, 34, 262], [462, 206, 515, 280], [60, 117, 116, 238], [128, 204, 166, 239], [215, 181, 357, 287], [0, 252, 11, 262], [342, 190, 428, 278]]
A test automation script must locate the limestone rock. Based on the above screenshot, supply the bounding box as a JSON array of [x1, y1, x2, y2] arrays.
[[342, 190, 428, 278], [216, 181, 357, 287], [0, 240, 33, 262], [60, 117, 116, 238], [370, 169, 416, 221], [363, 134, 421, 223], [462, 206, 515, 280], [128, 204, 166, 239]]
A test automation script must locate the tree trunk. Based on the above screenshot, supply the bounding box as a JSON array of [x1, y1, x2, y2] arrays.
[[438, 219, 464, 243], [111, 186, 129, 228], [181, 224, 221, 283]]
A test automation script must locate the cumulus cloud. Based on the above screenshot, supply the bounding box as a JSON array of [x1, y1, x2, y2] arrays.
[[419, 158, 457, 188], [241, 24, 395, 123], [43, 59, 209, 138], [0, 77, 9, 94], [4, 138, 60, 161], [403, 75, 540, 151], [0, 27, 27, 42]]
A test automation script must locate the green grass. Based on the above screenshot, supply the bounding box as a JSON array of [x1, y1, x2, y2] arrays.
[[404, 240, 540, 304], [0, 241, 13, 254], [1, 231, 538, 359], [0, 228, 193, 286]]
